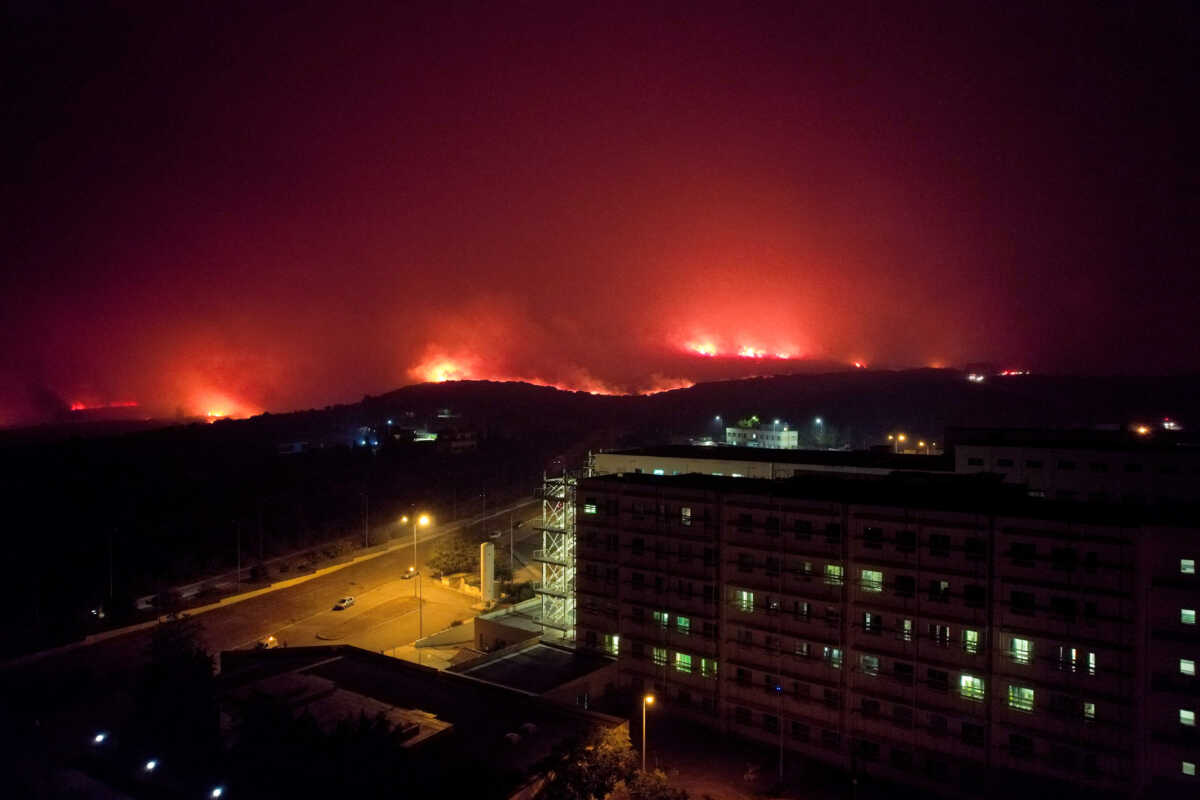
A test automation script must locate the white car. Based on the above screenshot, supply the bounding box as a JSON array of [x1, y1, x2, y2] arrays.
[[333, 596, 355, 610]]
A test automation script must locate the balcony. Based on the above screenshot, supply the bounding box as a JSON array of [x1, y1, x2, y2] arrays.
[[532, 548, 569, 566]]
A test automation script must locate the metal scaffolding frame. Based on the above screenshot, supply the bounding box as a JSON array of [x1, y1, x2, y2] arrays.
[[533, 472, 576, 640]]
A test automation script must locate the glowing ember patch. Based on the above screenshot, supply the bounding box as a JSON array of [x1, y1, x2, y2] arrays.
[[686, 341, 718, 356], [69, 401, 139, 412], [853, 361, 867, 368], [737, 346, 767, 358]]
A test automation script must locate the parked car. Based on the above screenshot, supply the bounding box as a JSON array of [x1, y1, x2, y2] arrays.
[[333, 596, 355, 610]]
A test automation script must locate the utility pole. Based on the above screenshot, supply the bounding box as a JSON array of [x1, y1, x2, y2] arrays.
[[508, 510, 514, 573], [108, 529, 114, 601], [362, 491, 369, 548], [235, 521, 241, 589]]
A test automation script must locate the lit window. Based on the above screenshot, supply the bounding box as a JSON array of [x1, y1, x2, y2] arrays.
[[680, 507, 692, 527], [1087, 650, 1097, 676], [735, 590, 755, 613], [1183, 559, 1196, 575], [860, 654, 880, 675], [1008, 685, 1035, 711], [652, 646, 667, 666], [1184, 761, 1196, 776], [583, 503, 598, 514], [1011, 637, 1033, 664], [1183, 609, 1197, 625], [676, 615, 691, 634], [652, 610, 669, 628], [1083, 702, 1095, 720], [700, 658, 718, 678], [899, 618, 913, 641], [1182, 709, 1196, 727], [1058, 645, 1078, 672], [861, 569, 883, 593], [960, 674, 985, 701], [1182, 659, 1196, 676], [674, 652, 693, 673], [823, 646, 842, 669], [652, 469, 665, 476], [825, 564, 844, 586], [603, 634, 619, 656]]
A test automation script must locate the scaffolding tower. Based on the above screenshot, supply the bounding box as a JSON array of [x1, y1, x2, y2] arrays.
[[533, 472, 576, 642]]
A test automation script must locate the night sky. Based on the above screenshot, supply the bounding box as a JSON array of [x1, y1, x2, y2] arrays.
[[3, 1, 1197, 424]]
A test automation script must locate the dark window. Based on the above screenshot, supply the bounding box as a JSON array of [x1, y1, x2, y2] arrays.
[[1084, 600, 1098, 619], [1008, 733, 1033, 759], [967, 457, 984, 466], [632, 606, 644, 623], [1010, 542, 1035, 566], [1124, 463, 1142, 473], [703, 547, 716, 567], [893, 705, 913, 728], [964, 537, 985, 560], [1052, 547, 1077, 571], [857, 740, 880, 761], [895, 575, 916, 597], [765, 517, 780, 537], [1058, 460, 1077, 470], [928, 714, 948, 735], [996, 458, 1014, 467], [896, 530, 916, 552], [861, 699, 880, 718], [821, 730, 840, 750], [894, 661, 914, 680], [927, 669, 949, 692], [702, 585, 716, 604], [1090, 462, 1108, 473], [735, 706, 751, 725], [763, 714, 779, 733], [929, 534, 951, 556], [928, 580, 950, 603], [1050, 596, 1077, 621], [632, 537, 644, 556], [863, 527, 884, 549], [964, 584, 985, 608], [765, 557, 780, 576], [1025, 459, 1043, 468], [737, 513, 752, 532], [605, 534, 618, 552], [632, 572, 645, 589], [737, 553, 753, 573], [962, 723, 985, 747], [1010, 590, 1036, 616], [1084, 552, 1098, 573], [793, 519, 812, 540], [678, 543, 691, 563], [736, 668, 751, 685], [1160, 464, 1180, 475], [790, 721, 809, 741], [862, 612, 882, 634], [825, 523, 842, 544], [890, 749, 913, 770], [823, 688, 840, 707]]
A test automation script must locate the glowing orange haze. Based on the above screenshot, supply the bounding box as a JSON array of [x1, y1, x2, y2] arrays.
[[409, 351, 693, 396]]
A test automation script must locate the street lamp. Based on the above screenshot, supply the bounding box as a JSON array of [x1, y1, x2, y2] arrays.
[[401, 514, 431, 571], [642, 694, 655, 772], [407, 566, 423, 640]]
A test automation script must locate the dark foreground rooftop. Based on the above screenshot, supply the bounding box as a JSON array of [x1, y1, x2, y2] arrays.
[[458, 642, 614, 695], [600, 444, 952, 471]]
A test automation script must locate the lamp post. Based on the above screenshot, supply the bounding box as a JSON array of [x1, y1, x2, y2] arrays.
[[407, 567, 423, 639], [401, 514, 431, 572], [641, 694, 654, 772]]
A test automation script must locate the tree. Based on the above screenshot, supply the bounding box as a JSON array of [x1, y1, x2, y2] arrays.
[[130, 616, 219, 770], [540, 726, 638, 800], [606, 771, 690, 800], [426, 534, 478, 576]]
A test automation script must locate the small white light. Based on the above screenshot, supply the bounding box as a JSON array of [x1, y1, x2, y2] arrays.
[[144, 759, 157, 772], [93, 732, 107, 744], [211, 787, 225, 798]]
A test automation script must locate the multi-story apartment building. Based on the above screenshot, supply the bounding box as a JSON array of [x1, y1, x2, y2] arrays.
[[726, 425, 800, 449], [575, 471, 1199, 797]]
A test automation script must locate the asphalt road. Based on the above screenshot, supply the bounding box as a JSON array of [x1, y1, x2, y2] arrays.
[[3, 501, 544, 769]]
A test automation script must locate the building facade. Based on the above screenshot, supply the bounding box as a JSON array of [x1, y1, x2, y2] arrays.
[[574, 472, 1198, 796], [726, 426, 800, 449]]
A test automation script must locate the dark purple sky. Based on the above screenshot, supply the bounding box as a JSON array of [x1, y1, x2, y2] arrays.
[[3, 1, 1197, 424]]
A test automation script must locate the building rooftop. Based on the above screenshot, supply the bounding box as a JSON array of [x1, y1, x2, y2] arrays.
[[598, 444, 952, 471], [220, 645, 624, 783], [948, 426, 1200, 452], [581, 470, 1200, 525], [458, 642, 614, 695]]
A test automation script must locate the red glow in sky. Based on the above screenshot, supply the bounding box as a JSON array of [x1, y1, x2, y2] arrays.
[[2, 3, 1196, 426]]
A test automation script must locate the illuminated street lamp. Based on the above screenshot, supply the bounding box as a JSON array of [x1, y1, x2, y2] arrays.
[[407, 566, 423, 640], [641, 694, 655, 772], [401, 514, 431, 571]]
